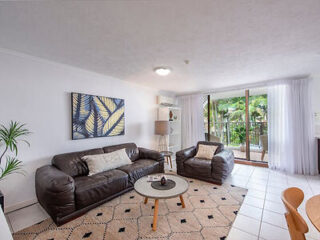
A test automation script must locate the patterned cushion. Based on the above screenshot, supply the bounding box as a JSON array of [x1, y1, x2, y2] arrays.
[[194, 144, 217, 160], [82, 148, 132, 176]]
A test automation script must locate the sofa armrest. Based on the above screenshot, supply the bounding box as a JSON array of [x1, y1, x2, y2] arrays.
[[176, 146, 196, 176], [211, 149, 234, 183], [35, 165, 76, 223], [176, 146, 197, 163], [138, 147, 164, 162]]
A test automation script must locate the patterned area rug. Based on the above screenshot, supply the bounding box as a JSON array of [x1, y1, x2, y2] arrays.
[[13, 175, 247, 240]]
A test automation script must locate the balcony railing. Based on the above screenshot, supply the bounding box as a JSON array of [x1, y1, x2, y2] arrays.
[[205, 121, 268, 147]]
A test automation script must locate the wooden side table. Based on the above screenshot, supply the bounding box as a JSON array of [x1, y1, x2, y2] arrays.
[[160, 151, 173, 169]]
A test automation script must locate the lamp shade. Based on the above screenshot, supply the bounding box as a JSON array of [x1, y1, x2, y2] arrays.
[[155, 121, 169, 135]]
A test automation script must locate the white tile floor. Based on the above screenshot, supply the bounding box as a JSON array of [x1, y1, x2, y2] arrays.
[[5, 162, 320, 240], [226, 164, 320, 240]]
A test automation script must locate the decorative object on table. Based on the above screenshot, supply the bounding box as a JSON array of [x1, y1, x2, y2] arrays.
[[155, 120, 169, 151], [147, 174, 162, 182], [0, 121, 31, 210], [160, 175, 167, 185], [169, 110, 173, 121], [72, 92, 125, 140], [161, 150, 173, 168], [151, 179, 176, 190]]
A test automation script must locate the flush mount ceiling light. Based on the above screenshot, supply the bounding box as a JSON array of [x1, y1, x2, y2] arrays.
[[154, 67, 171, 76]]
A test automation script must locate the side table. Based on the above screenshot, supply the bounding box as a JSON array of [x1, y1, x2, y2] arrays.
[[160, 151, 173, 169]]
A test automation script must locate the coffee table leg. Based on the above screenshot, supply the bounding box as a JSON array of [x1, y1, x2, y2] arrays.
[[144, 197, 148, 204], [179, 195, 185, 208], [169, 156, 172, 169], [152, 199, 159, 231]]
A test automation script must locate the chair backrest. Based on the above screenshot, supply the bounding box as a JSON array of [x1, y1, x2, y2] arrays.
[[209, 134, 221, 143], [281, 187, 309, 240], [259, 135, 268, 150]]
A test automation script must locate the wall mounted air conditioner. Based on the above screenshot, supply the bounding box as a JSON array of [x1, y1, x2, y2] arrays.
[[157, 95, 176, 106]]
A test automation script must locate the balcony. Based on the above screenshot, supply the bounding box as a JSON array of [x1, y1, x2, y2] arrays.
[[205, 121, 268, 162]]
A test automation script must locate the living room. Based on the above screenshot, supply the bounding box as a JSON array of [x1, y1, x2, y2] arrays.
[[0, 1, 320, 240]]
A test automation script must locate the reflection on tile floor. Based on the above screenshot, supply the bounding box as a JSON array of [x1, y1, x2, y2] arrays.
[[5, 160, 320, 240]]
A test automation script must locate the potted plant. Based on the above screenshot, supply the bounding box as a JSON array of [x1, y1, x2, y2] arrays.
[[0, 121, 31, 210], [234, 125, 246, 152]]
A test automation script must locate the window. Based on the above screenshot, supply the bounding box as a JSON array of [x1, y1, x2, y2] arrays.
[[204, 88, 268, 162]]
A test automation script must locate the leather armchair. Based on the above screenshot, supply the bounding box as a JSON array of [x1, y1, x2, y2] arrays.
[[176, 141, 234, 184]]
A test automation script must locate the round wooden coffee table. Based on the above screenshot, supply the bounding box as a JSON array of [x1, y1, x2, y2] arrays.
[[134, 174, 189, 231]]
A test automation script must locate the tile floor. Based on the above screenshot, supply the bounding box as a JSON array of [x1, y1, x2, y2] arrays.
[[5, 162, 320, 240]]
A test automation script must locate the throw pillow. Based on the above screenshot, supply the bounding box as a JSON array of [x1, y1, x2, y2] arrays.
[[82, 148, 132, 176], [195, 144, 218, 160]]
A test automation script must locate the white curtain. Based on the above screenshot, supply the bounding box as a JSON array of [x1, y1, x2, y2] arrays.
[[177, 94, 205, 149], [268, 78, 317, 175]]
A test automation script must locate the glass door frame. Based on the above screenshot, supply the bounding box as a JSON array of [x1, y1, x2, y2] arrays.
[[206, 89, 267, 163]]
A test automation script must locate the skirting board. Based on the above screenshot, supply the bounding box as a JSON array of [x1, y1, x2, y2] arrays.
[[4, 198, 38, 214]]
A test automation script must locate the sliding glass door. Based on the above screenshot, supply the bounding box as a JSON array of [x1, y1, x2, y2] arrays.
[[204, 88, 268, 162]]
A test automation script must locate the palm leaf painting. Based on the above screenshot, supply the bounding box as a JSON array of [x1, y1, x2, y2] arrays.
[[72, 93, 125, 139]]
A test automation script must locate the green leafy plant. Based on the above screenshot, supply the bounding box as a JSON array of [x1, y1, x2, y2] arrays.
[[234, 125, 246, 144], [0, 121, 31, 181]]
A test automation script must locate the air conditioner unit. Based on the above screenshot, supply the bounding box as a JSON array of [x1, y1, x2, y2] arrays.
[[157, 95, 176, 106]]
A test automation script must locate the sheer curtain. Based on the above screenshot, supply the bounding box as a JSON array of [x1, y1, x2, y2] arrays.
[[177, 94, 205, 149], [268, 78, 317, 175]]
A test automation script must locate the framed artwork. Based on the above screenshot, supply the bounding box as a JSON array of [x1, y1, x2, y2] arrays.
[[71, 92, 125, 140]]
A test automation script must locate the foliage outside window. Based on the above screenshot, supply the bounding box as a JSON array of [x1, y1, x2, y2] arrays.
[[204, 94, 267, 147]]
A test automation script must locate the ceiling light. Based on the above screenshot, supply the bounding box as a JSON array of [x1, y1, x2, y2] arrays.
[[154, 67, 171, 76]]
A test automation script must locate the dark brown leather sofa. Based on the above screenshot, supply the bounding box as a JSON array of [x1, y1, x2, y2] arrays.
[[35, 143, 164, 226], [176, 141, 234, 184]]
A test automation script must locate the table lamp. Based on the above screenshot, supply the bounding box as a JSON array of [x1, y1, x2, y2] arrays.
[[155, 120, 169, 152]]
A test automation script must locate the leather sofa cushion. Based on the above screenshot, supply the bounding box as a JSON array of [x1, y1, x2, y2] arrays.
[[52, 148, 104, 177], [184, 158, 212, 177], [103, 143, 140, 162], [74, 169, 128, 209], [117, 159, 159, 186]]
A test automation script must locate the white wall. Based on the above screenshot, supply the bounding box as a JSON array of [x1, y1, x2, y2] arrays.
[[0, 49, 161, 212]]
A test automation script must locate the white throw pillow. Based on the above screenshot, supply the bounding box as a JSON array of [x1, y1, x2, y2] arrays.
[[82, 148, 132, 176], [195, 144, 218, 160]]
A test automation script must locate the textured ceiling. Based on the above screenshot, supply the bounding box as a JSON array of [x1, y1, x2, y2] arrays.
[[0, 0, 319, 94]]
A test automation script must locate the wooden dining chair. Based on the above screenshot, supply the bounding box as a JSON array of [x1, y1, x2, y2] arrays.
[[281, 187, 309, 240]]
